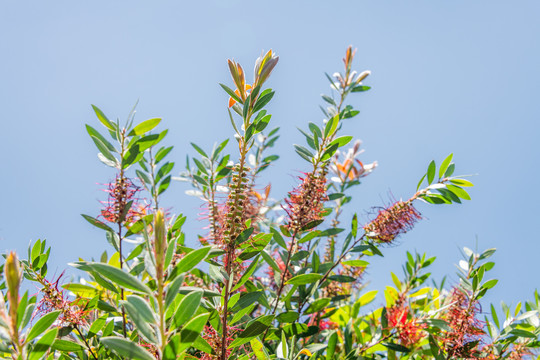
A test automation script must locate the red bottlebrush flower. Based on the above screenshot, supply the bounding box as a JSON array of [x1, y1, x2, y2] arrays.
[[200, 324, 243, 360], [363, 200, 421, 243], [386, 303, 426, 347], [307, 311, 338, 331], [37, 274, 89, 327], [100, 175, 146, 224], [284, 172, 328, 233], [442, 288, 484, 358]]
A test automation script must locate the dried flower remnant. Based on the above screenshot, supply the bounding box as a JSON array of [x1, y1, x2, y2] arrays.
[[284, 172, 328, 233], [442, 288, 484, 358], [101, 175, 145, 224], [363, 200, 421, 243], [223, 164, 250, 243]]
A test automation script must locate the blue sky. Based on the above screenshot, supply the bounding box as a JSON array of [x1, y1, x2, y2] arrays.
[[1, 1, 539, 308]]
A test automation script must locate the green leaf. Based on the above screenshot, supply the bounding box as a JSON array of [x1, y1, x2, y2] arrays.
[[173, 290, 202, 328], [416, 173, 427, 191], [342, 259, 369, 267], [478, 248, 496, 261], [450, 179, 474, 187], [301, 219, 324, 231], [252, 90, 275, 113], [235, 227, 254, 245], [357, 290, 378, 306], [101, 336, 156, 360], [126, 295, 156, 324], [70, 262, 151, 295], [427, 160, 436, 184], [251, 338, 269, 360], [324, 114, 339, 138], [383, 342, 410, 353], [179, 313, 210, 353], [321, 94, 336, 105], [128, 118, 161, 136], [155, 146, 173, 163], [320, 142, 339, 162], [233, 256, 260, 291], [191, 143, 209, 159], [255, 114, 272, 133], [156, 162, 174, 183], [270, 227, 287, 250], [277, 311, 299, 323], [351, 85, 371, 92], [305, 298, 331, 315], [220, 83, 242, 104], [510, 329, 537, 338], [482, 279, 498, 289], [228, 315, 274, 348], [294, 145, 314, 161], [327, 331, 338, 360], [136, 170, 152, 185], [438, 153, 453, 179], [86, 124, 116, 152], [123, 300, 157, 343], [328, 136, 353, 148], [231, 292, 262, 312], [286, 273, 322, 286], [261, 250, 281, 273], [193, 335, 213, 355], [444, 163, 455, 178], [175, 246, 211, 273], [52, 339, 85, 352], [446, 185, 471, 200], [91, 105, 116, 131], [88, 314, 108, 338], [351, 213, 358, 238], [328, 274, 355, 282], [27, 310, 60, 342], [165, 274, 185, 308], [28, 328, 58, 360], [90, 135, 118, 165], [298, 230, 320, 244], [136, 133, 162, 152]]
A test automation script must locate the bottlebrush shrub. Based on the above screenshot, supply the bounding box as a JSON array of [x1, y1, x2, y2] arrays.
[[1, 47, 539, 360]]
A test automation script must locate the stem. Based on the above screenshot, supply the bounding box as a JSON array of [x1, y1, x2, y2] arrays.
[[157, 258, 167, 357], [261, 231, 298, 342], [297, 235, 365, 315], [75, 325, 98, 360], [118, 129, 128, 339], [220, 141, 248, 360], [149, 147, 160, 212], [118, 222, 127, 338]]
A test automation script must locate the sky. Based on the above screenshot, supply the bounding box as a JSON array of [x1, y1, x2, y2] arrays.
[[1, 1, 539, 310]]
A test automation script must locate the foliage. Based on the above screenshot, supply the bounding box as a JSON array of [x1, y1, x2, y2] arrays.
[[1, 48, 538, 360]]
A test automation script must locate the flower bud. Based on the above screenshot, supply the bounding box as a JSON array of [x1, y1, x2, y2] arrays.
[[355, 70, 371, 84], [5, 252, 21, 326], [5, 252, 20, 302], [154, 210, 166, 267]]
